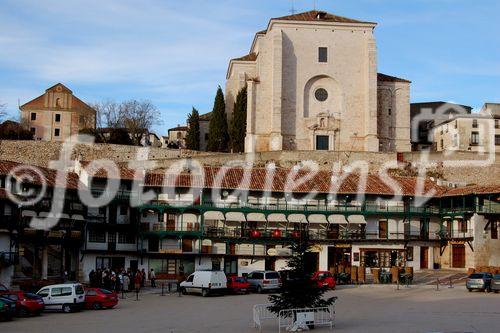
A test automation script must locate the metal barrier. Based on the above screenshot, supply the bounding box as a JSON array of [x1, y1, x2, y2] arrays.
[[253, 304, 277, 332], [278, 305, 335, 333]]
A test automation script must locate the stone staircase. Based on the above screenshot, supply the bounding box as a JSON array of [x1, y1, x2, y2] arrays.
[[412, 269, 468, 286]]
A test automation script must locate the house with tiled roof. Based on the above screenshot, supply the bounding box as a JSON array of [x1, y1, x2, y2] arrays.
[[19, 83, 96, 142], [225, 10, 411, 153]]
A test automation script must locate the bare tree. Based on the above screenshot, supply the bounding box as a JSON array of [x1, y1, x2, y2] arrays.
[[0, 101, 6, 122], [120, 100, 160, 145], [90, 99, 160, 145]]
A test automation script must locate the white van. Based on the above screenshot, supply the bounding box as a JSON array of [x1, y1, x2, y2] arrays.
[[180, 271, 227, 297], [36, 283, 85, 313]]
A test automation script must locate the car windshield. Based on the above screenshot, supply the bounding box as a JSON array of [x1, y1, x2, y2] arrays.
[[494, 274, 500, 279], [75, 285, 84, 295], [266, 272, 280, 279], [24, 293, 40, 300], [469, 274, 484, 279], [99, 289, 113, 295], [234, 277, 247, 283]]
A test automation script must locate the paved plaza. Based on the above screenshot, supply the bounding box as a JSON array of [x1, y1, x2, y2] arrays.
[[2, 285, 499, 333]]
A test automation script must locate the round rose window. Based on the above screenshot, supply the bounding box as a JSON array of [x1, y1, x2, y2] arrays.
[[315, 88, 328, 102]]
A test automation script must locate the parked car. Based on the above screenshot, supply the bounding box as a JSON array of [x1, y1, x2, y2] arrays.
[[466, 272, 493, 292], [226, 276, 250, 294], [180, 271, 227, 297], [36, 283, 85, 312], [84, 288, 118, 310], [247, 270, 282, 293], [0, 297, 16, 321], [312, 271, 336, 289], [1, 291, 44, 316], [491, 274, 500, 293]]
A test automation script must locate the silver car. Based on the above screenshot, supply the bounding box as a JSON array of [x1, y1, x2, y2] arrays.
[[491, 274, 500, 293], [466, 272, 493, 292], [246, 270, 282, 293]]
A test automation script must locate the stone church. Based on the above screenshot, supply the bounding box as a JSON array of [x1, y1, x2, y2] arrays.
[[225, 10, 411, 153]]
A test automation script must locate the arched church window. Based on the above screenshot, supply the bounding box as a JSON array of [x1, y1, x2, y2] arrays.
[[315, 88, 328, 102]]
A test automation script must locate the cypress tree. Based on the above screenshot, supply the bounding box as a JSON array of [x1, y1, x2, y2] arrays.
[[207, 86, 229, 152], [229, 86, 247, 153], [186, 107, 200, 150], [268, 231, 337, 316]]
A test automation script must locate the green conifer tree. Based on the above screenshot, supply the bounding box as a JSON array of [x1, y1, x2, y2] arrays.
[[229, 86, 247, 153], [268, 231, 337, 315], [185, 107, 200, 150], [207, 86, 229, 152]]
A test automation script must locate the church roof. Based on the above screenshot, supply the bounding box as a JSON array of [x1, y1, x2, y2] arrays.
[[199, 112, 211, 121], [19, 83, 95, 113], [378, 73, 411, 84], [231, 52, 258, 62], [271, 10, 376, 25]]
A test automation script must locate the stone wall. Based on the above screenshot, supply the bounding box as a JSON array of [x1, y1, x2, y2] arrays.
[[0, 140, 498, 186]]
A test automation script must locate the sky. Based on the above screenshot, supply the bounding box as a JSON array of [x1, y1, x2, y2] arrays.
[[0, 0, 499, 135]]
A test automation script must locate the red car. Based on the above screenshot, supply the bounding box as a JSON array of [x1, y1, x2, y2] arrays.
[[227, 276, 250, 294], [312, 271, 336, 289], [84, 288, 118, 310], [1, 291, 45, 316]]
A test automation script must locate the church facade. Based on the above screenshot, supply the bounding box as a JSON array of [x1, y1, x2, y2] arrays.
[[225, 10, 411, 153]]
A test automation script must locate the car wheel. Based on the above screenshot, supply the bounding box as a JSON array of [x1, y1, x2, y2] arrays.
[[62, 304, 72, 313], [92, 302, 102, 310], [467, 288, 472, 292], [494, 290, 499, 294], [181, 287, 187, 295], [202, 289, 209, 297], [18, 306, 29, 317], [257, 286, 263, 294]]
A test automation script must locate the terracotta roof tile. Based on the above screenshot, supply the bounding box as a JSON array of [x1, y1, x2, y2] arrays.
[[441, 185, 500, 197], [0, 160, 81, 190], [231, 52, 258, 62], [378, 73, 411, 84], [272, 10, 375, 25], [142, 166, 446, 197]]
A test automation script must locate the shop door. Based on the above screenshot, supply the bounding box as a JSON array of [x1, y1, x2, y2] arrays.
[[420, 246, 429, 269], [452, 244, 465, 268]]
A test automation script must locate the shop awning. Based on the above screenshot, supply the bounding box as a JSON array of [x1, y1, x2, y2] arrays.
[[348, 215, 366, 224], [267, 213, 287, 222], [308, 214, 328, 223], [203, 211, 225, 220], [287, 214, 307, 223], [225, 212, 246, 222], [328, 214, 348, 224], [247, 212, 267, 222]]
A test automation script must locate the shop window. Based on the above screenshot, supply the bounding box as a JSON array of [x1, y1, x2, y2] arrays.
[[406, 247, 414, 261]]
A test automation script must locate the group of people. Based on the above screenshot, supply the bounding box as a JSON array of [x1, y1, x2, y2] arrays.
[[88, 268, 157, 292]]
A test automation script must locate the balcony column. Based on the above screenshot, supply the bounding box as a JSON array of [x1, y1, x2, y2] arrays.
[[41, 246, 48, 280]]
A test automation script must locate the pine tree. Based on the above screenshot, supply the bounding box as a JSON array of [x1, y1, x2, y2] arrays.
[[229, 86, 247, 153], [268, 231, 337, 315], [186, 107, 200, 150], [207, 86, 229, 152]]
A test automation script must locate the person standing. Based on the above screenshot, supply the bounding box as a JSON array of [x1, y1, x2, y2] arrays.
[[141, 268, 146, 288], [134, 270, 142, 292], [150, 268, 156, 288]]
